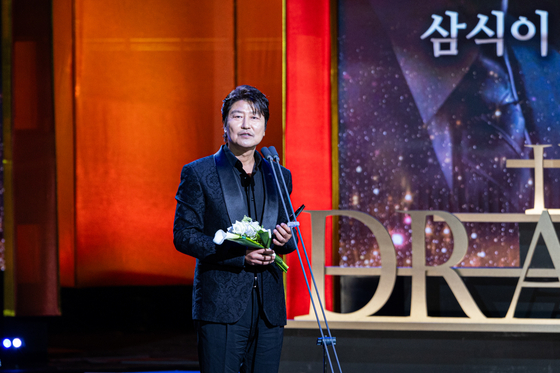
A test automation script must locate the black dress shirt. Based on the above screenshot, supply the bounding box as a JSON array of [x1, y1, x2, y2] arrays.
[[223, 145, 265, 224]]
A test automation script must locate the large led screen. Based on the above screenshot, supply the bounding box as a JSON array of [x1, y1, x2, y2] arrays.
[[337, 0, 560, 268]]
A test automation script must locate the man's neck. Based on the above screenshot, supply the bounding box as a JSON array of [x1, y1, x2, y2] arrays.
[[227, 143, 255, 174]]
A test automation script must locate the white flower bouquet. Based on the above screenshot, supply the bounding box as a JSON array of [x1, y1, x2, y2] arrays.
[[213, 216, 289, 273]]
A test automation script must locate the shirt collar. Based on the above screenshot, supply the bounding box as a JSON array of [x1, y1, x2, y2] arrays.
[[223, 144, 262, 173]]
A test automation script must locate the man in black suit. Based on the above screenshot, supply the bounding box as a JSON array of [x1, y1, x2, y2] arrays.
[[173, 85, 296, 373]]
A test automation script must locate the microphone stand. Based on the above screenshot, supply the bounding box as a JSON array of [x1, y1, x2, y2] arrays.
[[261, 146, 343, 373]]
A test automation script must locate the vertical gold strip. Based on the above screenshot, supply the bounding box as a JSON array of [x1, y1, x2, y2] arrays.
[[330, 0, 340, 310], [330, 0, 339, 211], [2, 0, 15, 316]]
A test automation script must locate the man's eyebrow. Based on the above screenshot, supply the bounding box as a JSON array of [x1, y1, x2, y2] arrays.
[[229, 109, 261, 116]]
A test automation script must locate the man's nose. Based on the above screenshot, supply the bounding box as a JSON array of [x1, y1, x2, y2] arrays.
[[241, 118, 250, 128]]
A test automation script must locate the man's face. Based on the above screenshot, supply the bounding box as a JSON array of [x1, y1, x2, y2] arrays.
[[224, 100, 266, 153]]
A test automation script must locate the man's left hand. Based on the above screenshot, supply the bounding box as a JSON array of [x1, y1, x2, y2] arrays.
[[272, 223, 292, 246]]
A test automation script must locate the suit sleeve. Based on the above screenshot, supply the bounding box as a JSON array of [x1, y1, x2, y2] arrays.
[[173, 164, 246, 268], [273, 167, 298, 255]]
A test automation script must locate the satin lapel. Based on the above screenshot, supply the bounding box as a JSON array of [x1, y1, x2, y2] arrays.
[[261, 159, 279, 230], [214, 147, 246, 225]]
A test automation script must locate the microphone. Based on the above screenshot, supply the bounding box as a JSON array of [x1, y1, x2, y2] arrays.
[[262, 147, 342, 372], [268, 146, 280, 161], [260, 147, 273, 161], [261, 146, 293, 225]]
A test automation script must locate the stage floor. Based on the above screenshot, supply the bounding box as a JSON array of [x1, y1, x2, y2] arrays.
[[1, 286, 200, 372], [47, 329, 199, 372]]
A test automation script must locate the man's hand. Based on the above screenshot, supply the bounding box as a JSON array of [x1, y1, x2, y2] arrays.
[[244, 224, 292, 266], [245, 248, 276, 266], [273, 223, 292, 246]]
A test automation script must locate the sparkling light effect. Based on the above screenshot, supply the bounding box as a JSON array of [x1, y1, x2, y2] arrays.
[[392, 233, 405, 246], [336, 1, 560, 269]]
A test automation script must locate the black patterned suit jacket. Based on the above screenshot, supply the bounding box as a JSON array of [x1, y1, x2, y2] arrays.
[[173, 145, 296, 326]]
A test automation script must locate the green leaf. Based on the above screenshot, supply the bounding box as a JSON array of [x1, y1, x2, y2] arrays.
[[230, 237, 264, 249], [274, 255, 288, 273], [257, 230, 272, 249]]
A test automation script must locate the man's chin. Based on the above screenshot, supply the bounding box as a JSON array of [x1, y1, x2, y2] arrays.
[[227, 142, 260, 155]]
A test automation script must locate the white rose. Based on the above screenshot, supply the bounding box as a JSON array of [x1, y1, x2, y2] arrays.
[[231, 221, 246, 235]]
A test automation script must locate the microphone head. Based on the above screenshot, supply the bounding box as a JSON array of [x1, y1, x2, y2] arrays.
[[269, 146, 280, 160], [260, 147, 273, 160]]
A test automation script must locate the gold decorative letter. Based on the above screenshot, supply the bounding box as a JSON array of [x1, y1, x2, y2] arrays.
[[408, 211, 486, 320], [295, 210, 397, 321], [525, 145, 552, 215], [505, 211, 560, 318]]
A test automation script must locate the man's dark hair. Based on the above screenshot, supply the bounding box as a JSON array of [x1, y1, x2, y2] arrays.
[[221, 85, 269, 142]]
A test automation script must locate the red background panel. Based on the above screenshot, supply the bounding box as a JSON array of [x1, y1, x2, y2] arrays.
[[285, 0, 333, 318]]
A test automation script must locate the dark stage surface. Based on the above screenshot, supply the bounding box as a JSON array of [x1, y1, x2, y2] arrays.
[[2, 286, 200, 372], [5, 285, 560, 372]]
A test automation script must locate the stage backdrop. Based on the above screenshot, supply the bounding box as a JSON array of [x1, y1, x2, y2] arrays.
[[51, 0, 284, 291], [337, 0, 560, 272], [6, 0, 287, 316], [284, 0, 560, 332]]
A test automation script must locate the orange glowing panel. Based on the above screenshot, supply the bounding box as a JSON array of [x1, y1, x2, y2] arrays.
[[73, 0, 234, 286], [236, 0, 283, 159]]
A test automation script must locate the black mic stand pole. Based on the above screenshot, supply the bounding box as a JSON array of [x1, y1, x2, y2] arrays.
[[261, 147, 343, 373]]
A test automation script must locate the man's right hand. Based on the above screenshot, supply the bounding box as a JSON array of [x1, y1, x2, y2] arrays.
[[245, 248, 276, 266]]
